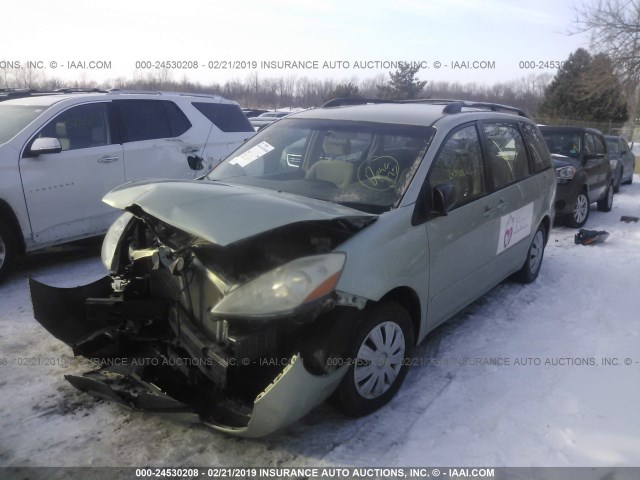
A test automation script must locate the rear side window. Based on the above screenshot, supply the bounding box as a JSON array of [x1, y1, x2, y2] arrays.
[[584, 133, 596, 155], [117, 100, 171, 142], [521, 123, 552, 173], [482, 122, 530, 189], [429, 124, 486, 209], [163, 101, 192, 136], [117, 100, 191, 142], [593, 134, 606, 155], [192, 102, 254, 133]]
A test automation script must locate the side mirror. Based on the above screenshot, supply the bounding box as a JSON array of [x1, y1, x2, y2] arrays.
[[432, 183, 457, 216], [29, 137, 62, 156]]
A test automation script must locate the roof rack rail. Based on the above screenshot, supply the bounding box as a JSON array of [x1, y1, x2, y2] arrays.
[[399, 98, 529, 117], [321, 98, 398, 108], [106, 89, 223, 100], [53, 87, 109, 93], [321, 97, 529, 117]]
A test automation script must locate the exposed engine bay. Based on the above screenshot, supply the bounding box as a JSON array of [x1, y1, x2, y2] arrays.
[[31, 210, 375, 436]]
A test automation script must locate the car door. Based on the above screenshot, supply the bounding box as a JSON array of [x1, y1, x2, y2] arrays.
[[115, 100, 197, 181], [479, 121, 539, 279], [425, 123, 498, 328], [583, 132, 607, 200], [19, 102, 125, 244], [620, 139, 634, 179]]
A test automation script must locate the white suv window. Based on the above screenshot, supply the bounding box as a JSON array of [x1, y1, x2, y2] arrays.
[[117, 100, 191, 142], [36, 103, 111, 151]]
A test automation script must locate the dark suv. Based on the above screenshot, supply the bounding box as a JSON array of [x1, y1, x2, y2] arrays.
[[539, 126, 613, 228]]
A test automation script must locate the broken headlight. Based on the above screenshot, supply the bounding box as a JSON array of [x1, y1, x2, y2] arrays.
[[211, 253, 346, 318], [101, 211, 134, 272]]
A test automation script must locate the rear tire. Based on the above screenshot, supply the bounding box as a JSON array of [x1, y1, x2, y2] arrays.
[[597, 182, 614, 212], [624, 164, 634, 184], [331, 302, 414, 417], [0, 219, 17, 283], [513, 224, 546, 284], [614, 169, 622, 193], [565, 191, 589, 228]]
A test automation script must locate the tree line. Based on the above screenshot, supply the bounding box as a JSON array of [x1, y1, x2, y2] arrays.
[[3, 0, 639, 139], [0, 65, 553, 114]]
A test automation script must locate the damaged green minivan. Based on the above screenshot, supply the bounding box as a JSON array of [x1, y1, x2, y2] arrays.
[[31, 99, 556, 437]]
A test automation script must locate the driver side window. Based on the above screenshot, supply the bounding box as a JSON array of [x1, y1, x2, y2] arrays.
[[429, 124, 486, 210], [37, 103, 111, 152]]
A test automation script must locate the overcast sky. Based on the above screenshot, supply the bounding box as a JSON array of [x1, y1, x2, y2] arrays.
[[2, 0, 591, 87]]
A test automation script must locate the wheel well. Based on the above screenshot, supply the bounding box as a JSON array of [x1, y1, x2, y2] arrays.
[[540, 216, 551, 245], [0, 200, 25, 253], [378, 287, 421, 345]]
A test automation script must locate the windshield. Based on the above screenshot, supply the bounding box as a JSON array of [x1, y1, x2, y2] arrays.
[[207, 118, 434, 213], [606, 139, 619, 154], [541, 131, 582, 159], [0, 104, 50, 145]]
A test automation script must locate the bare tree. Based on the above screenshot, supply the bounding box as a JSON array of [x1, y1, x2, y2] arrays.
[[574, 0, 640, 120], [575, 1, 640, 84]]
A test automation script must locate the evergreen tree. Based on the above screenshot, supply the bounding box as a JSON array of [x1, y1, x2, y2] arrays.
[[538, 48, 628, 122], [379, 63, 426, 100], [324, 82, 362, 102]]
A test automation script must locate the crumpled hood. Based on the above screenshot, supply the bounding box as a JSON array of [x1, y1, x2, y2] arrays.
[[103, 179, 376, 246]]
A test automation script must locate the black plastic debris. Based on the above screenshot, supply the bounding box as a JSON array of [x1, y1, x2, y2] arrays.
[[575, 229, 610, 245], [620, 216, 639, 223]]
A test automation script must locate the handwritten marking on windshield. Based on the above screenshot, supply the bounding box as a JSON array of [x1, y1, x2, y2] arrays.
[[358, 156, 400, 191]]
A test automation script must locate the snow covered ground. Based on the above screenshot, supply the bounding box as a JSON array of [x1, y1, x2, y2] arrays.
[[1, 177, 639, 469]]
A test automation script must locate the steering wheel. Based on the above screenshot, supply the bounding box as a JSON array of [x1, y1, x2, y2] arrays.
[[363, 174, 397, 190]]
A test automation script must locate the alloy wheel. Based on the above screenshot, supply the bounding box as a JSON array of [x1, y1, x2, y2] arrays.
[[573, 194, 589, 225]]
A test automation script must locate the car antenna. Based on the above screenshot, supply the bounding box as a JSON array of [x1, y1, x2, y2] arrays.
[[195, 95, 224, 175]]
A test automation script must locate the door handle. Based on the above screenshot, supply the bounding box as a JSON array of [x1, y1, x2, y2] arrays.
[[482, 205, 495, 218], [496, 198, 509, 210], [98, 156, 120, 163]]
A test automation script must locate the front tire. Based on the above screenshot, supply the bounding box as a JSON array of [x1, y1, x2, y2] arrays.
[[513, 224, 546, 284], [565, 191, 589, 228], [332, 302, 414, 417], [0, 219, 17, 283], [597, 182, 614, 212]]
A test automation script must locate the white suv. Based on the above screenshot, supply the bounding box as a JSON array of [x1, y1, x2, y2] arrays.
[[0, 90, 255, 281]]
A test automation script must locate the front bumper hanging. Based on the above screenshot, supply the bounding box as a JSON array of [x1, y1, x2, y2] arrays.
[[29, 277, 347, 437]]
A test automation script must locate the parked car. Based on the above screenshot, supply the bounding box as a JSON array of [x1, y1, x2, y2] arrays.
[[249, 111, 294, 130], [605, 135, 635, 191], [241, 108, 269, 118], [0, 90, 255, 281], [604, 135, 636, 193], [0, 88, 36, 102], [31, 99, 556, 437], [539, 126, 613, 228]]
